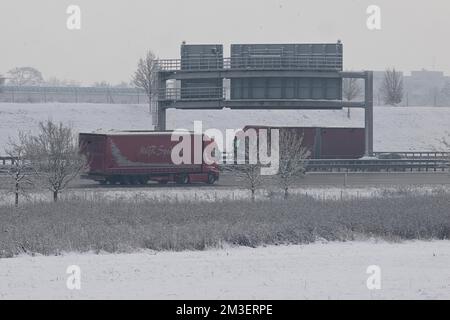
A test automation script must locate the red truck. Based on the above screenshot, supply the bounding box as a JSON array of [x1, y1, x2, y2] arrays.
[[79, 131, 219, 185]]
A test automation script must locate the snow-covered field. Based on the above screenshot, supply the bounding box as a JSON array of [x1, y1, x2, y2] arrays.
[[1, 241, 449, 299], [0, 184, 448, 206], [1, 103, 450, 153]]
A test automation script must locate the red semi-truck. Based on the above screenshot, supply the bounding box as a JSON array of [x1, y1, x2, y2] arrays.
[[79, 131, 219, 185]]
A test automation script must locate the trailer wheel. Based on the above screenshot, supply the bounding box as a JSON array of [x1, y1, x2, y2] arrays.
[[177, 174, 190, 185], [119, 176, 130, 185], [207, 173, 216, 185], [138, 177, 148, 185]]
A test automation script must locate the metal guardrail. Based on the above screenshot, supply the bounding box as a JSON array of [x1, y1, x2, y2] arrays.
[[0, 157, 16, 175], [2, 155, 449, 174], [373, 151, 450, 159], [220, 153, 450, 172], [0, 156, 15, 165], [157, 56, 343, 72], [306, 159, 449, 172]]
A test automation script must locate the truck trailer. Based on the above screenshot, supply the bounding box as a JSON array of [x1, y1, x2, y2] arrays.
[[240, 126, 365, 159], [79, 131, 219, 185]]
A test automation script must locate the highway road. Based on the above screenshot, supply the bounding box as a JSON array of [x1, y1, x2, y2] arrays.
[[1, 172, 449, 190], [71, 172, 450, 189]]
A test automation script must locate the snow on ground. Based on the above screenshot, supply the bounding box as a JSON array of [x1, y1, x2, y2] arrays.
[[0, 103, 152, 154], [1, 241, 449, 299], [0, 185, 448, 206], [1, 103, 450, 153], [168, 107, 450, 152]]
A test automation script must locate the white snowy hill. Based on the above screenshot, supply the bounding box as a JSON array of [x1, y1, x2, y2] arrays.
[[0, 103, 449, 153]]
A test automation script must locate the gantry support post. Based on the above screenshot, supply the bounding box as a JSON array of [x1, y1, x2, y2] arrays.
[[157, 106, 167, 131], [154, 72, 167, 131], [364, 71, 374, 157]]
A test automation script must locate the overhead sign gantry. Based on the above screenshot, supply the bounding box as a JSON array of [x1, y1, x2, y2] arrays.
[[155, 42, 373, 156]]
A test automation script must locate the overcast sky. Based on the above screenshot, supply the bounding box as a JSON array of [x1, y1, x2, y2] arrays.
[[1, 0, 449, 84]]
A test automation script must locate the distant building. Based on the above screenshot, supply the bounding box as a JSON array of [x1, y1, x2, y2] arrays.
[[405, 70, 448, 106]]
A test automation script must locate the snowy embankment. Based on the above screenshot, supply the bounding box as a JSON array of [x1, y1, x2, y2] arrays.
[[1, 103, 450, 153], [1, 241, 449, 299]]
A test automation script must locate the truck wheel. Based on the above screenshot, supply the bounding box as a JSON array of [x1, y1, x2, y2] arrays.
[[177, 174, 190, 185], [109, 177, 119, 185], [207, 173, 216, 184], [129, 176, 138, 185]]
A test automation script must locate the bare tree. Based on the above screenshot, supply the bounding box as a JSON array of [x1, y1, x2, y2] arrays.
[[278, 129, 311, 200], [225, 133, 264, 202], [5, 134, 35, 207], [380, 68, 403, 106], [22, 121, 86, 202], [7, 67, 44, 86], [342, 78, 362, 118], [132, 50, 159, 114], [227, 163, 263, 202]]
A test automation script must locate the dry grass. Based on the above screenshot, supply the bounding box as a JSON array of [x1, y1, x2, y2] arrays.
[[0, 193, 449, 258]]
